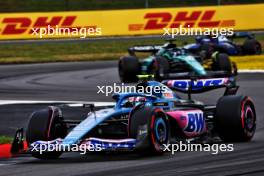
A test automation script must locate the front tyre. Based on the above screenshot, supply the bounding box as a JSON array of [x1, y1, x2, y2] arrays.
[[215, 95, 256, 142], [200, 43, 215, 60], [26, 106, 67, 159], [212, 53, 232, 73], [129, 106, 170, 155]]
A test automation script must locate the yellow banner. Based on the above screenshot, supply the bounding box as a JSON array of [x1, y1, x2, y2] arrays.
[[0, 4, 263, 40]]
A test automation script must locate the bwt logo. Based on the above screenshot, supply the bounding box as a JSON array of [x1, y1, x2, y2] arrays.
[[0, 16, 81, 35], [171, 78, 226, 90], [129, 10, 235, 31], [185, 112, 205, 133]]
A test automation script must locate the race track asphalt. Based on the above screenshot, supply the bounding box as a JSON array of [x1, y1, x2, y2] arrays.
[[0, 61, 263, 176]]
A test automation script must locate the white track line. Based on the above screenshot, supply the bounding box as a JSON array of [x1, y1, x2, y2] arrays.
[[238, 70, 264, 73]]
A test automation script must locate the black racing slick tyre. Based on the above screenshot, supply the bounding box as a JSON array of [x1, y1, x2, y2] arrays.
[[242, 39, 262, 55], [152, 56, 170, 81], [200, 43, 215, 60], [212, 53, 232, 73], [215, 95, 256, 142], [118, 56, 140, 83], [26, 106, 67, 159], [129, 106, 170, 155]]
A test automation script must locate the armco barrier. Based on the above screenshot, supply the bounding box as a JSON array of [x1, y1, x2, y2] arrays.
[[0, 4, 263, 40]]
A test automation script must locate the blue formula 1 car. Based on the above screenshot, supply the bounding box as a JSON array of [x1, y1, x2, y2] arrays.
[[118, 41, 237, 83], [12, 74, 256, 159], [184, 32, 262, 57]]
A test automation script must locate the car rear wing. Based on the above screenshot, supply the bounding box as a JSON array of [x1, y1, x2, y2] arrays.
[[128, 45, 162, 55], [161, 71, 239, 95]]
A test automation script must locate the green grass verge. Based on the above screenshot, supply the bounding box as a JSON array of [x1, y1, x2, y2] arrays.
[[0, 35, 263, 69], [0, 37, 190, 64], [0, 136, 12, 144]]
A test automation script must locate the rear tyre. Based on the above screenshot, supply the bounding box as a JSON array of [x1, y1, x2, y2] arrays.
[[118, 56, 140, 83], [215, 95, 256, 142], [129, 106, 170, 155], [151, 56, 170, 81], [26, 106, 67, 159], [242, 39, 262, 55], [212, 53, 232, 72]]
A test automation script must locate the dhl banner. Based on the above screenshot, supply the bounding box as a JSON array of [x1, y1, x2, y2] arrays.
[[0, 4, 263, 40]]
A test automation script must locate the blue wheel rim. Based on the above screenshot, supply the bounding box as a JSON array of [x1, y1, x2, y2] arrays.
[[154, 118, 167, 143]]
